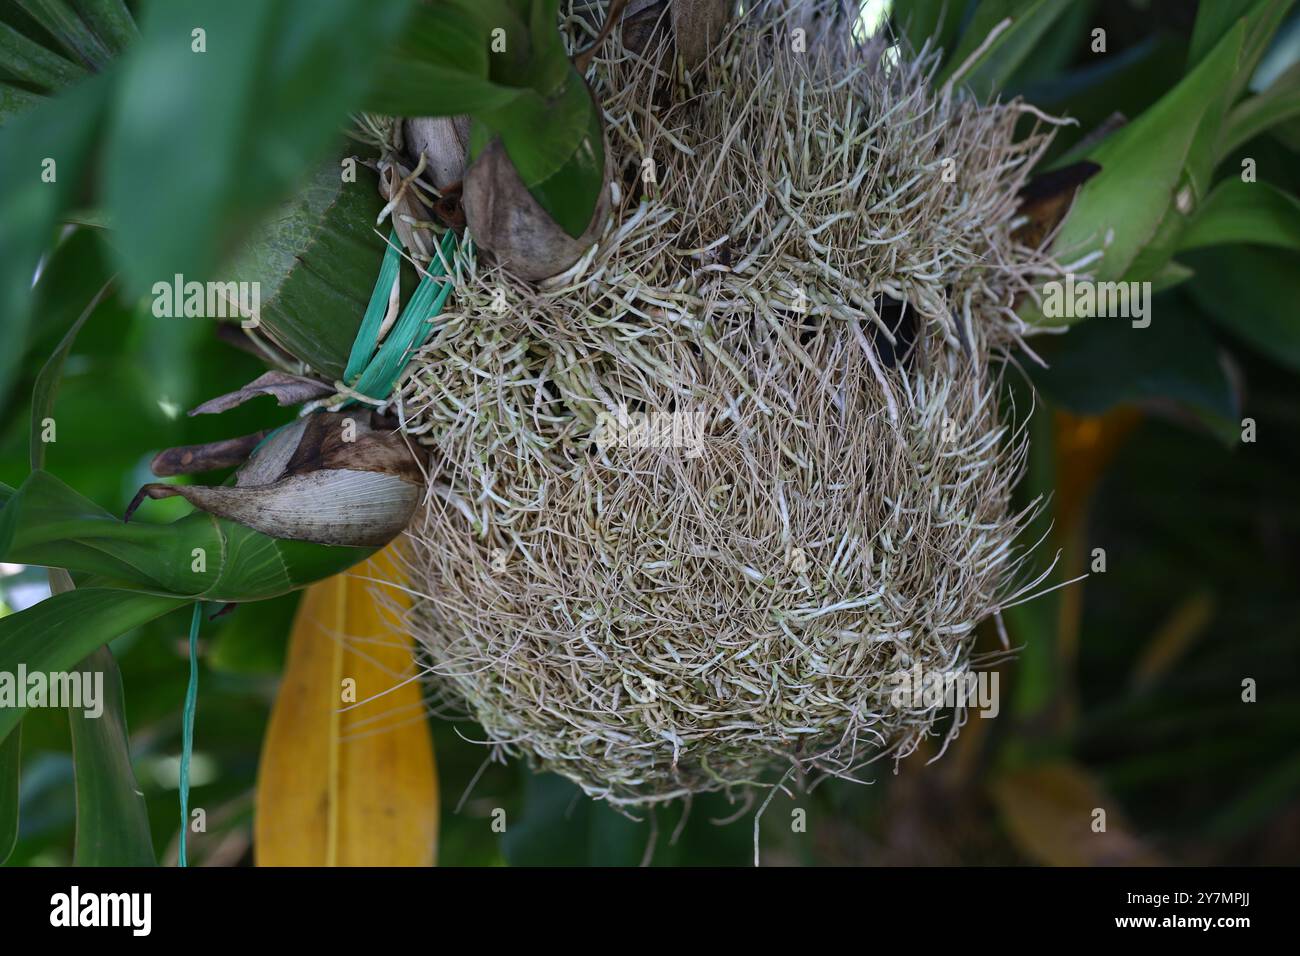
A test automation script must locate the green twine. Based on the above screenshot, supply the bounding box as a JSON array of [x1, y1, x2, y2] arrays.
[[178, 601, 201, 867]]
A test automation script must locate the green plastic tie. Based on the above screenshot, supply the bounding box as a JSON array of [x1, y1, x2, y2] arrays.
[[342, 229, 458, 405]]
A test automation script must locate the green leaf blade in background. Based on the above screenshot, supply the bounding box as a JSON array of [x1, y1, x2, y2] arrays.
[[1029, 298, 1240, 444], [939, 0, 1074, 103], [1183, 244, 1300, 372], [1220, 60, 1300, 157], [1179, 179, 1300, 252], [1042, 14, 1256, 299], [68, 0, 138, 57], [364, 0, 525, 115], [33, 283, 156, 868], [0, 73, 110, 414], [0, 587, 189, 747], [0, 469, 376, 603], [14, 0, 113, 70], [0, 81, 43, 124], [1188, 0, 1259, 70], [68, 644, 156, 866], [0, 18, 86, 90], [896, 0, 968, 65], [0, 677, 18, 864]]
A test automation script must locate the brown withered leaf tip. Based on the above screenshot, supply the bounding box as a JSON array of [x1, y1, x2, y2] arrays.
[[188, 371, 335, 417], [1012, 160, 1102, 250], [150, 431, 268, 477]]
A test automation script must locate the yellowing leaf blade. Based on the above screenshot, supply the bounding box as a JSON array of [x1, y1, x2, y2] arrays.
[[255, 546, 437, 866]]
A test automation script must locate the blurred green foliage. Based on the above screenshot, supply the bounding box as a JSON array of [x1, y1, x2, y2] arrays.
[[1, 0, 1299, 866]]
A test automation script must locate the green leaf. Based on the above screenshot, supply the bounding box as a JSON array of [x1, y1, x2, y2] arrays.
[[938, 0, 1074, 102], [30, 277, 114, 469], [69, 0, 137, 56], [1183, 244, 1300, 372], [225, 156, 389, 380], [0, 73, 110, 414], [1024, 35, 1186, 168], [502, 771, 646, 866], [0, 18, 86, 90], [1046, 13, 1264, 294], [0, 716, 17, 863], [0, 587, 189, 746], [31, 280, 154, 866], [1029, 298, 1239, 442], [1188, 0, 1258, 70], [0, 470, 375, 602], [365, 0, 603, 234], [69, 644, 156, 865], [13, 0, 111, 71], [1219, 60, 1300, 157], [896, 0, 968, 63], [0, 81, 43, 124], [364, 0, 526, 115], [1179, 179, 1300, 252], [103, 0, 412, 299]]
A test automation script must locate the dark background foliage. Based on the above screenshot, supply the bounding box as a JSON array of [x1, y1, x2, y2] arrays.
[[1, 0, 1297, 865]]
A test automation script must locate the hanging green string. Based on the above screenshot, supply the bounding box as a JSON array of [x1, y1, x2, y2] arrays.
[[178, 600, 201, 867]]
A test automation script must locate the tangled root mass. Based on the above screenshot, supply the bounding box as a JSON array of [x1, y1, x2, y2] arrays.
[[395, 4, 1063, 806]]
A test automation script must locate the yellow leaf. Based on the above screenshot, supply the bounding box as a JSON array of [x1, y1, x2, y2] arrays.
[[990, 763, 1162, 866], [255, 545, 438, 865]]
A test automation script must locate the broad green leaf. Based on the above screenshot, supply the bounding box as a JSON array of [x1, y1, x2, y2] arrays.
[[1025, 35, 1186, 168], [1181, 1, 1294, 199], [1046, 17, 1257, 294], [0, 73, 109, 414], [938, 0, 1073, 102], [366, 0, 603, 235], [526, 0, 570, 95], [1183, 244, 1300, 371], [225, 156, 390, 380], [0, 18, 86, 90], [365, 62, 524, 117], [1179, 179, 1300, 252], [0, 587, 189, 746], [1219, 60, 1300, 156], [14, 0, 112, 69], [0, 470, 375, 602], [103, 0, 412, 299], [69, 644, 157, 865]]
